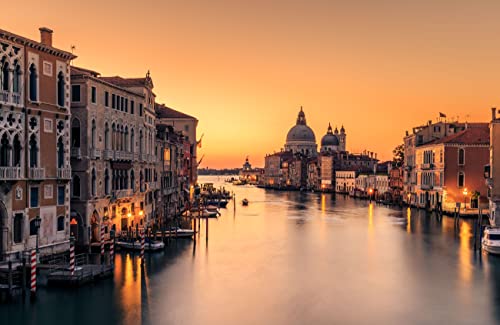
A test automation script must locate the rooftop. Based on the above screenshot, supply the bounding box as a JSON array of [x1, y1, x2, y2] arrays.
[[428, 126, 489, 145], [155, 103, 197, 120]]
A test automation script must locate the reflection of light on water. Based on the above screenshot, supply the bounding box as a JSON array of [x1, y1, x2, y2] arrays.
[[459, 222, 472, 284], [368, 203, 374, 229], [116, 254, 143, 323], [321, 194, 326, 214], [406, 208, 411, 233]]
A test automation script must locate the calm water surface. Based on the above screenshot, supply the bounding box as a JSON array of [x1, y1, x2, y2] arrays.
[[3, 175, 500, 324]]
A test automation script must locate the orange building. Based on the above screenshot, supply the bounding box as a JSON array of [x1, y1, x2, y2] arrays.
[[0, 27, 75, 260]]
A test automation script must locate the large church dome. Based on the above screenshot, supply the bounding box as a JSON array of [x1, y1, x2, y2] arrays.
[[284, 107, 317, 156]]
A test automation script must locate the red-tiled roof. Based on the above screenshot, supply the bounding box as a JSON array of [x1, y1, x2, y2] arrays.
[[71, 66, 100, 77], [155, 103, 197, 120], [431, 126, 489, 145]]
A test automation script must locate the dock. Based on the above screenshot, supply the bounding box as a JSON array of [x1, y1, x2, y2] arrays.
[[47, 264, 113, 287]]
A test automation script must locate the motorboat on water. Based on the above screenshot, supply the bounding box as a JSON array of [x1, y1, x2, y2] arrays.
[[242, 198, 249, 206], [206, 205, 221, 215], [482, 226, 500, 255], [116, 239, 165, 251], [157, 227, 195, 238], [190, 208, 218, 218]]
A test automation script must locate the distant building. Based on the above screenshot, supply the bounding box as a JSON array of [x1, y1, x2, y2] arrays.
[[389, 167, 404, 203], [335, 170, 356, 193], [284, 107, 317, 156], [239, 157, 263, 184], [488, 108, 500, 225]]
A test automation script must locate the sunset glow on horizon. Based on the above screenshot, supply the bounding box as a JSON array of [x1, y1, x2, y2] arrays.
[[6, 0, 500, 168]]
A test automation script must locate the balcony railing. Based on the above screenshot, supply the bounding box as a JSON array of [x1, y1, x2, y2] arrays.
[[133, 153, 139, 161], [90, 148, 101, 159], [421, 163, 433, 170], [103, 149, 114, 160], [0, 167, 22, 180], [57, 167, 71, 179], [29, 167, 45, 179], [0, 90, 8, 103], [421, 183, 433, 190], [71, 147, 81, 159], [113, 189, 133, 199], [12, 93, 21, 105], [141, 153, 148, 162]]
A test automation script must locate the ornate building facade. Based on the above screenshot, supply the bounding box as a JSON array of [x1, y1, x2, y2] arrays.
[[0, 28, 75, 260]]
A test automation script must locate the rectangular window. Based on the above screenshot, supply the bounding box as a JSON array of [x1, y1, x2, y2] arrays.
[[121, 97, 124, 111], [71, 85, 81, 102], [44, 184, 53, 199], [458, 172, 465, 188], [139, 103, 143, 116], [13, 213, 23, 243], [112, 94, 116, 109], [30, 187, 39, 208], [91, 86, 97, 104], [57, 185, 65, 205], [131, 101, 135, 114], [125, 99, 128, 113], [105, 91, 109, 107]]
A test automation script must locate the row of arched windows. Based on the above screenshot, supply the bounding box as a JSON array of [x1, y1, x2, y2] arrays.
[[0, 57, 22, 94]]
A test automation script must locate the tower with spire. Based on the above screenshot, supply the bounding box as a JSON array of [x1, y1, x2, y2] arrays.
[[339, 125, 346, 151]]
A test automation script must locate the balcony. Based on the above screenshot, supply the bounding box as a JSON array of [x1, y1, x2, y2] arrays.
[[29, 168, 45, 179], [103, 149, 114, 160], [133, 153, 139, 161], [122, 152, 133, 160], [141, 153, 148, 162], [112, 189, 133, 199], [0, 167, 22, 180], [0, 91, 22, 106], [421, 183, 433, 190], [57, 167, 71, 179], [71, 147, 81, 159], [421, 163, 433, 170], [90, 148, 101, 159], [0, 90, 8, 103]]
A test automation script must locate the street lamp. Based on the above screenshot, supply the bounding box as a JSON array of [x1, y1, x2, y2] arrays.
[[462, 188, 468, 210], [34, 216, 41, 260], [369, 188, 373, 202]]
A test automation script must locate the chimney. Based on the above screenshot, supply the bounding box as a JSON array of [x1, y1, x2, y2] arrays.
[[492, 107, 497, 121], [39, 27, 53, 47]]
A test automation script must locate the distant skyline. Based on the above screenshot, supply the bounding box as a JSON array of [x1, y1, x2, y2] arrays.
[[4, 0, 499, 168]]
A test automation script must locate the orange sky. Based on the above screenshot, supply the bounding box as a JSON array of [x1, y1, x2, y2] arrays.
[[4, 0, 500, 168]]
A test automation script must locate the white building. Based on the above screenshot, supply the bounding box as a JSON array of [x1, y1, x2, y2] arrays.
[[335, 170, 356, 193]]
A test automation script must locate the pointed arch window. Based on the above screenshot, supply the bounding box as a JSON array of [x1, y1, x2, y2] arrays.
[[0, 134, 10, 167], [29, 134, 38, 168], [2, 59, 9, 91], [29, 64, 37, 101], [91, 119, 96, 148], [13, 63, 21, 94], [458, 148, 465, 166], [130, 129, 135, 153], [139, 130, 143, 155], [57, 136, 64, 168], [131, 170, 135, 192], [91, 168, 96, 197], [104, 123, 110, 150], [71, 119, 81, 148], [124, 126, 129, 152], [104, 168, 110, 195], [57, 71, 65, 107], [13, 134, 21, 167]]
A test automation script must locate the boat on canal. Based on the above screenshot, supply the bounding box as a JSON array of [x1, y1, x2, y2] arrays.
[[157, 228, 195, 238], [242, 198, 249, 206], [116, 240, 165, 251], [482, 226, 500, 255]]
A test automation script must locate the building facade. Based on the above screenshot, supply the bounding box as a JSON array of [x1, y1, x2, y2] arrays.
[[0, 28, 75, 260]]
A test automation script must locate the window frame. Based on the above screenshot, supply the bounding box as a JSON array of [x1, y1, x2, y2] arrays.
[[71, 84, 81, 103], [91, 86, 97, 104], [30, 186, 39, 208]]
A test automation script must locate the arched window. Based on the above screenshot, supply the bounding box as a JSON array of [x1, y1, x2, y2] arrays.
[[104, 168, 110, 195], [72, 175, 81, 197], [458, 148, 465, 165], [130, 129, 135, 153], [131, 170, 135, 191], [124, 126, 129, 152], [2, 59, 9, 91], [29, 217, 38, 236], [458, 172, 465, 188], [29, 134, 38, 168], [139, 130, 143, 155], [91, 168, 96, 196], [57, 71, 65, 107], [124, 170, 129, 189], [13, 134, 21, 166], [104, 123, 110, 150], [57, 136, 64, 168], [12, 62, 21, 94], [71, 119, 81, 148], [140, 170, 144, 192], [91, 119, 96, 148], [0, 134, 10, 167], [57, 215, 65, 231], [29, 63, 37, 102], [111, 123, 116, 150]]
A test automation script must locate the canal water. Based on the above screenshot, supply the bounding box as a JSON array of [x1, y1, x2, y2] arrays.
[[3, 175, 500, 324]]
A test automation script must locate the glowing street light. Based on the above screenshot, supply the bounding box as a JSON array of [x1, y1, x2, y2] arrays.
[[463, 188, 468, 210]]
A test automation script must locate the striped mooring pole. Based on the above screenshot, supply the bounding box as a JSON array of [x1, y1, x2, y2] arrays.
[[30, 249, 36, 298], [69, 237, 75, 276], [140, 231, 145, 267], [110, 238, 115, 266], [100, 222, 105, 257]]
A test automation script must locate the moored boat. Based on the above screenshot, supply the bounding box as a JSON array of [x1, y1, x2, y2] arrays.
[[116, 240, 165, 251], [482, 226, 500, 255], [157, 228, 195, 238], [242, 198, 249, 206]]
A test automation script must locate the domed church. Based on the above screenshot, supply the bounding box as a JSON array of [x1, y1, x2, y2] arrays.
[[320, 123, 346, 153], [284, 107, 317, 156]]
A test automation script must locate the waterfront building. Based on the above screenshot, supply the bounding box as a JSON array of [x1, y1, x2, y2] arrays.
[[335, 170, 357, 193], [155, 103, 198, 187], [413, 124, 489, 211], [70, 67, 158, 246], [263, 151, 293, 187], [0, 28, 75, 260], [239, 157, 263, 185], [389, 166, 404, 203], [306, 157, 319, 190], [487, 108, 500, 225], [403, 118, 480, 205], [366, 162, 390, 199]]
